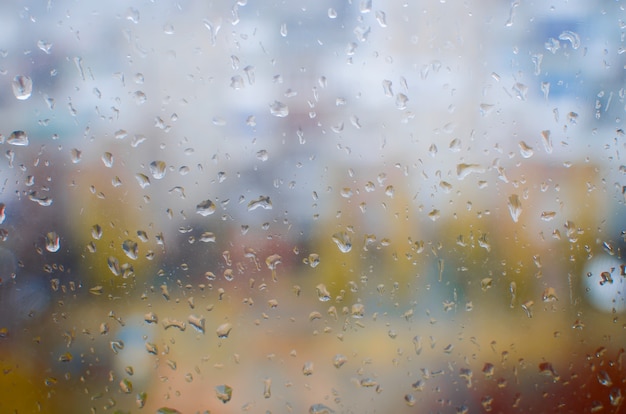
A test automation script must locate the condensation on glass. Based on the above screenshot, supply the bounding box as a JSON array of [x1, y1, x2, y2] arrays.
[[0, 1, 624, 413]]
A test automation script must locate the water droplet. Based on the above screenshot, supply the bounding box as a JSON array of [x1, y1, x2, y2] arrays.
[[215, 385, 232, 403], [101, 152, 114, 167], [188, 314, 205, 334], [456, 163, 484, 180], [135, 173, 150, 189], [269, 101, 288, 117], [542, 287, 558, 302], [395, 93, 408, 110], [119, 378, 133, 393], [12, 75, 32, 100], [37, 40, 52, 54], [518, 141, 534, 158], [332, 354, 347, 368], [538, 362, 559, 381], [196, 199, 217, 216], [144, 312, 158, 324], [259, 377, 271, 399], [280, 22, 288, 37], [45, 232, 60, 252], [136, 392, 147, 408], [479, 103, 495, 116], [310, 404, 335, 414], [162, 318, 186, 331], [597, 370, 612, 387], [331, 231, 352, 253], [541, 211, 556, 221], [558, 30, 580, 49], [149, 160, 167, 179], [107, 256, 121, 276], [304, 253, 320, 268], [122, 240, 138, 260], [302, 361, 314, 375], [156, 408, 181, 414], [247, 195, 272, 211], [507, 194, 522, 223], [428, 209, 440, 221], [7, 130, 29, 146], [459, 368, 473, 388], [375, 10, 387, 27], [316, 284, 331, 301], [28, 192, 53, 206], [328, 8, 337, 19], [216, 322, 232, 338], [351, 303, 365, 318], [521, 300, 534, 318], [110, 340, 124, 354]]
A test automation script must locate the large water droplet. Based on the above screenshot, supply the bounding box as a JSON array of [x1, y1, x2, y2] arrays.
[[196, 199, 216, 216], [7, 130, 29, 146], [12, 75, 32, 100]]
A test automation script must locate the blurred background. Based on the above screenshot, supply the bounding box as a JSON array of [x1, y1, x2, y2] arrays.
[[0, 0, 624, 413]]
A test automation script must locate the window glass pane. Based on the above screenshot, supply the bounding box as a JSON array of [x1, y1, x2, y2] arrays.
[[0, 1, 624, 413]]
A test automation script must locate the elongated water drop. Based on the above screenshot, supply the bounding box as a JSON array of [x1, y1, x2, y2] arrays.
[[12, 75, 32, 100]]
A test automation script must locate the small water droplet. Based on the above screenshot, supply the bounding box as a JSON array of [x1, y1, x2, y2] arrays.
[[507, 194, 522, 223], [12, 75, 32, 100], [332, 354, 347, 368], [375, 10, 387, 27], [456, 163, 484, 180], [558, 30, 580, 49], [304, 253, 320, 268], [135, 173, 150, 189], [196, 199, 216, 216], [45, 231, 60, 252], [216, 322, 232, 338], [188, 314, 205, 334], [215, 384, 232, 403], [351, 303, 365, 318], [269, 100, 288, 117], [331, 231, 352, 253], [521, 300, 534, 318], [316, 284, 331, 301], [280, 22, 288, 37], [518, 141, 534, 158], [101, 152, 114, 167], [121, 240, 138, 260], [70, 148, 82, 164], [538, 362, 559, 381], [310, 404, 335, 414], [328, 8, 337, 19], [37, 40, 52, 54], [302, 361, 314, 375], [149, 160, 167, 179]]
